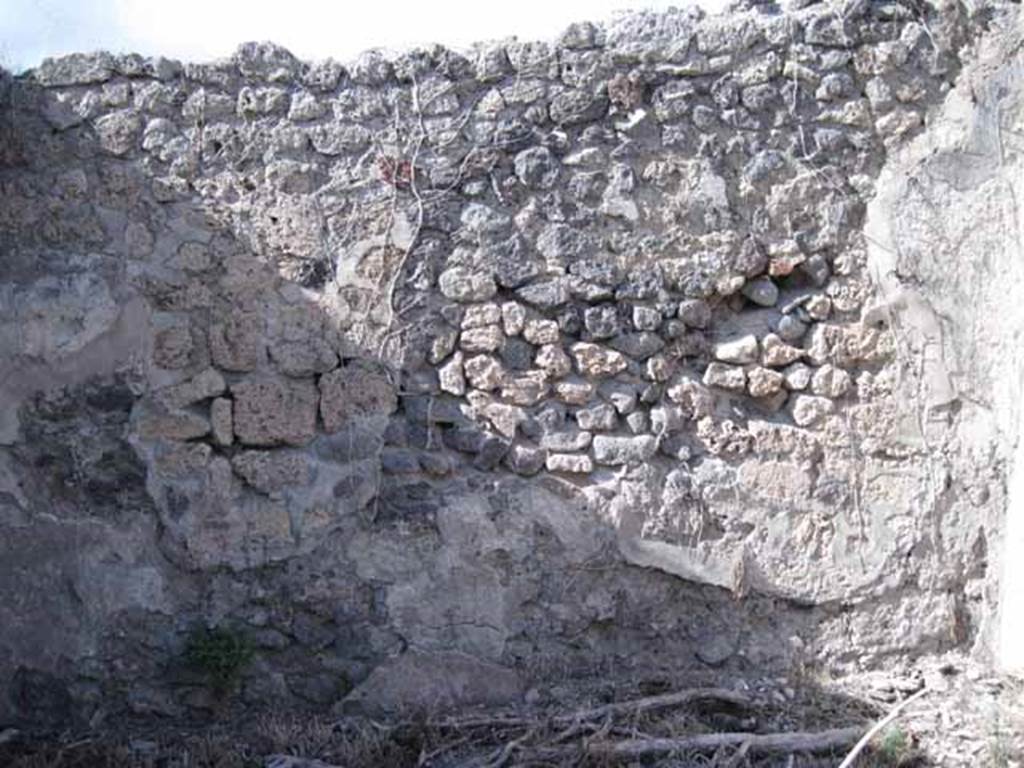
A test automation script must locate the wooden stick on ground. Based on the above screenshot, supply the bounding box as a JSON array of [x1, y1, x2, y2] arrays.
[[526, 725, 865, 762], [427, 688, 750, 733], [550, 688, 751, 725], [836, 687, 929, 768]]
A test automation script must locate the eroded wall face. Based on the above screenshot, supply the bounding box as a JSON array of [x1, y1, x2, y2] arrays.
[[0, 2, 1008, 723]]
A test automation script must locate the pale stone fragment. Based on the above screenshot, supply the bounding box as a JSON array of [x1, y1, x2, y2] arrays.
[[535, 344, 572, 378], [747, 367, 785, 398], [438, 352, 466, 396], [464, 355, 505, 391], [211, 397, 233, 446], [460, 325, 503, 353], [791, 394, 834, 427], [501, 302, 526, 336], [762, 333, 803, 367], [811, 363, 851, 398], [713, 334, 759, 364], [570, 342, 628, 377], [703, 362, 746, 392], [592, 435, 657, 465], [546, 453, 593, 474]]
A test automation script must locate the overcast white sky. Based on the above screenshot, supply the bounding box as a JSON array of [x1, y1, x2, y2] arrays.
[[2, 0, 727, 73]]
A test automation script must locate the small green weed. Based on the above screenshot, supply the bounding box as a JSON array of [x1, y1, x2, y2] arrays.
[[184, 626, 254, 695], [866, 724, 914, 767]]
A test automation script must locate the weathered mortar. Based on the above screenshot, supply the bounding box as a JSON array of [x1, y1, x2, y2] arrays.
[[0, 0, 1018, 725]]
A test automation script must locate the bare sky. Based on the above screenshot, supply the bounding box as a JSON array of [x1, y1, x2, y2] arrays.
[[1, 0, 726, 73]]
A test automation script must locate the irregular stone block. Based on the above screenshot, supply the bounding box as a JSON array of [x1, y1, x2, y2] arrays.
[[237, 86, 289, 116], [504, 444, 545, 476], [310, 123, 372, 155], [571, 342, 628, 377], [539, 428, 592, 452], [233, 375, 318, 446], [790, 394, 834, 427], [626, 410, 650, 434], [462, 303, 502, 328], [438, 352, 466, 396], [741, 276, 779, 307], [575, 403, 617, 431], [501, 371, 549, 406], [549, 88, 607, 125], [523, 319, 560, 345], [460, 325, 503, 353], [783, 362, 812, 391], [748, 367, 785, 398], [514, 146, 560, 189], [546, 453, 594, 473], [610, 332, 665, 360], [713, 334, 758, 364], [429, 328, 459, 364], [703, 362, 746, 392], [535, 344, 572, 378], [501, 301, 526, 336], [287, 92, 326, 121], [499, 338, 534, 370], [806, 295, 832, 321], [474, 434, 510, 470], [650, 404, 684, 434], [445, 426, 485, 454], [762, 333, 803, 367], [811, 363, 852, 398], [464, 354, 505, 391], [516, 278, 571, 309], [553, 379, 595, 404], [136, 404, 211, 441], [152, 324, 193, 369], [95, 110, 142, 156], [645, 354, 675, 382], [380, 448, 421, 474], [484, 402, 526, 438], [439, 267, 497, 302], [231, 450, 311, 494], [35, 52, 116, 85], [632, 305, 662, 331], [677, 299, 711, 328], [598, 381, 637, 415], [156, 368, 226, 410], [154, 442, 212, 477], [777, 314, 808, 342], [615, 266, 663, 300], [210, 313, 263, 372], [319, 360, 398, 433], [583, 305, 620, 339], [592, 435, 657, 465]]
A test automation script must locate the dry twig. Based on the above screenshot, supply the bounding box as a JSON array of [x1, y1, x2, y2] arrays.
[[526, 725, 864, 763], [836, 687, 928, 768]]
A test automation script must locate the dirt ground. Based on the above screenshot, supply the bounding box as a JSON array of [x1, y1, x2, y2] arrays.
[[1, 653, 1020, 768]]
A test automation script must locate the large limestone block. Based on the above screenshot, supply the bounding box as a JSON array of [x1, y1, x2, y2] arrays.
[[232, 375, 318, 446], [318, 360, 397, 433]]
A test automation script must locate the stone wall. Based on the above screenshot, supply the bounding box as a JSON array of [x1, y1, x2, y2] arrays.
[[0, 0, 1017, 725]]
